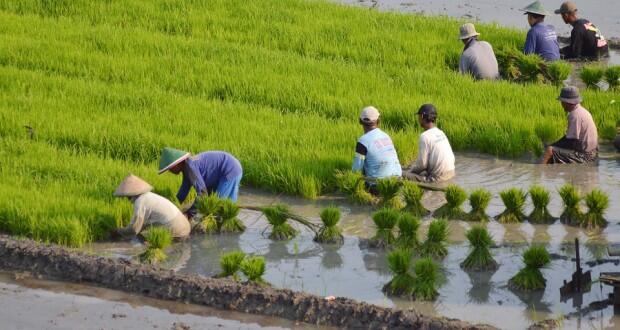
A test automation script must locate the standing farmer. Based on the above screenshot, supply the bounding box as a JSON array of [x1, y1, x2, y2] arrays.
[[554, 1, 608, 60], [458, 23, 499, 80], [521, 1, 560, 61]]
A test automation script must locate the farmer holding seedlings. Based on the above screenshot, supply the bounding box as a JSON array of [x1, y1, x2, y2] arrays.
[[541, 86, 598, 164], [112, 174, 191, 239], [403, 104, 455, 183], [458, 23, 499, 80], [521, 1, 560, 62], [555, 1, 609, 60], [352, 106, 402, 183]]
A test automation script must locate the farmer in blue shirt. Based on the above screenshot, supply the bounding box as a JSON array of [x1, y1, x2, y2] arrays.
[[521, 1, 560, 61]]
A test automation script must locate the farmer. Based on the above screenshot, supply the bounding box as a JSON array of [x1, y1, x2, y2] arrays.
[[403, 104, 455, 182], [554, 1, 609, 60], [458, 23, 499, 80], [112, 174, 191, 239], [521, 1, 560, 61], [352, 106, 402, 182], [541, 86, 598, 164]]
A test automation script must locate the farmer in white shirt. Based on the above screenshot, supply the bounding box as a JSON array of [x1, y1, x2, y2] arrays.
[[403, 104, 456, 182]]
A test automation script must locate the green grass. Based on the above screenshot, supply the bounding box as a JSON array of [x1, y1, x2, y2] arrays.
[[528, 185, 554, 224], [605, 66, 620, 91], [376, 177, 403, 209], [240, 256, 268, 285], [401, 181, 429, 217], [582, 189, 609, 229], [559, 184, 582, 225], [509, 246, 550, 291], [580, 65, 605, 89], [496, 188, 527, 223], [434, 185, 467, 220], [546, 61, 572, 86], [217, 199, 245, 233], [420, 219, 449, 259], [396, 213, 420, 249], [194, 193, 222, 234], [334, 170, 376, 205], [461, 226, 497, 271], [412, 258, 439, 301], [314, 206, 343, 244], [371, 208, 400, 248], [0, 0, 617, 246], [263, 204, 297, 240], [139, 227, 172, 264], [383, 248, 415, 297], [218, 250, 246, 280], [467, 188, 491, 222]]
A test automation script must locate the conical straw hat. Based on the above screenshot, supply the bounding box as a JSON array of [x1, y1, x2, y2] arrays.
[[158, 147, 191, 174], [114, 174, 153, 197], [521, 1, 549, 16]]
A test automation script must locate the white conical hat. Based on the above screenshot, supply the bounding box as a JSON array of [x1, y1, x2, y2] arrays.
[[113, 174, 153, 197]]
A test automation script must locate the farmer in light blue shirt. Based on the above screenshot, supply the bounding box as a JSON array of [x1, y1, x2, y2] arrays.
[[522, 1, 560, 61], [352, 106, 402, 180]]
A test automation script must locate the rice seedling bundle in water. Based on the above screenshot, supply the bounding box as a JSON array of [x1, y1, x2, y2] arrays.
[[314, 206, 343, 244], [461, 226, 497, 271], [559, 184, 582, 225], [396, 213, 421, 249], [383, 248, 415, 297], [263, 204, 297, 240], [376, 177, 404, 209], [420, 219, 449, 259], [496, 188, 527, 223], [467, 189, 491, 222], [412, 258, 439, 301], [217, 199, 245, 233], [217, 250, 246, 280], [546, 61, 572, 86], [580, 65, 605, 89], [401, 181, 429, 217], [334, 170, 375, 205], [509, 246, 551, 291], [605, 66, 620, 90], [139, 227, 172, 264], [582, 189, 609, 229], [241, 256, 267, 285], [195, 193, 222, 234], [434, 185, 467, 220], [528, 185, 554, 223], [371, 208, 400, 248]]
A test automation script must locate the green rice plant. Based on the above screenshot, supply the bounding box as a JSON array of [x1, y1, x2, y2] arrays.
[[376, 177, 404, 209], [240, 256, 267, 285], [412, 258, 439, 301], [420, 219, 449, 259], [434, 185, 467, 220], [396, 213, 420, 249], [370, 208, 400, 248], [528, 186, 554, 224], [535, 123, 558, 146], [314, 206, 343, 244], [509, 246, 551, 291], [580, 65, 605, 89], [383, 248, 415, 297], [559, 184, 582, 225], [496, 188, 527, 223], [461, 226, 497, 271], [466, 189, 492, 222], [194, 193, 222, 234], [334, 170, 375, 205], [263, 204, 297, 240], [546, 61, 572, 86], [217, 250, 246, 280], [217, 199, 245, 233], [517, 54, 545, 83], [139, 227, 172, 264], [401, 181, 429, 217], [604, 66, 620, 91], [582, 189, 609, 229]]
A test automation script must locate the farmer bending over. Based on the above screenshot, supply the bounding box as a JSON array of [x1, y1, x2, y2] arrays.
[[458, 23, 499, 80], [403, 104, 455, 183], [521, 1, 560, 62], [555, 1, 608, 60], [541, 86, 598, 164], [112, 174, 190, 239]]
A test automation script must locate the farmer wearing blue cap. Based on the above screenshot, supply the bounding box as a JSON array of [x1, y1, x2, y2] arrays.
[[403, 104, 455, 182], [521, 1, 560, 61]]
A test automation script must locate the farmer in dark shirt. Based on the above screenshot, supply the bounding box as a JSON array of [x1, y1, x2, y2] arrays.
[[521, 1, 560, 61], [555, 1, 608, 60]]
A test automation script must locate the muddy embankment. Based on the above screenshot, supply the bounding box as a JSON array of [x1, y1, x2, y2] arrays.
[[0, 235, 494, 330]]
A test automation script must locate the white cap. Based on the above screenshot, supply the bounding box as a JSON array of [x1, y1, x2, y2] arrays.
[[360, 106, 380, 122]]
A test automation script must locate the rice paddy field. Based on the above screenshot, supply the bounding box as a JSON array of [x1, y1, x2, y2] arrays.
[[0, 0, 619, 247]]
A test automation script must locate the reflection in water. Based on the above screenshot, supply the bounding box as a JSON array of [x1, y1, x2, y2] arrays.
[[466, 269, 496, 304], [320, 245, 344, 270]]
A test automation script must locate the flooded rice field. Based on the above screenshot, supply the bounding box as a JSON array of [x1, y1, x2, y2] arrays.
[[87, 151, 620, 329]]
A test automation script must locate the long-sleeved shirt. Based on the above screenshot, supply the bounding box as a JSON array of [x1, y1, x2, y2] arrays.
[[408, 127, 455, 179], [352, 128, 402, 179], [118, 192, 191, 238], [177, 151, 242, 203], [459, 39, 500, 80], [561, 18, 609, 59], [524, 22, 560, 61]]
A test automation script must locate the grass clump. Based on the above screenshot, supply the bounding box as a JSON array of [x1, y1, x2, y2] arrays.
[[559, 184, 582, 225], [383, 248, 415, 297], [217, 199, 245, 233], [582, 189, 609, 229], [546, 61, 572, 86], [412, 258, 439, 301], [434, 185, 467, 220], [195, 193, 222, 234], [217, 250, 246, 280], [263, 204, 297, 240], [496, 188, 527, 223], [401, 181, 429, 217], [376, 177, 404, 209], [528, 186, 554, 224], [467, 189, 492, 222], [580, 65, 605, 89], [334, 170, 375, 205], [420, 219, 449, 259], [461, 226, 497, 271], [139, 227, 172, 264], [396, 213, 421, 249], [370, 208, 400, 248], [240, 256, 268, 285], [605, 66, 620, 91], [314, 206, 343, 244], [509, 246, 551, 291]]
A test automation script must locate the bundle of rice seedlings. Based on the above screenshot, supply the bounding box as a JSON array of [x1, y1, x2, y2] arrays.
[[517, 54, 544, 83], [334, 170, 375, 205], [217, 250, 246, 280], [240, 256, 268, 285], [370, 208, 400, 248], [420, 219, 449, 259], [605, 66, 620, 90], [534, 123, 558, 146], [466, 189, 491, 222], [509, 246, 551, 291], [263, 204, 297, 240], [496, 188, 527, 223], [559, 184, 582, 225], [139, 227, 172, 264], [582, 189, 609, 229], [434, 185, 467, 220], [217, 199, 245, 233], [396, 213, 420, 249], [528, 186, 554, 224], [194, 193, 221, 234], [546, 61, 572, 86], [460, 226, 497, 271], [580, 65, 604, 89], [401, 181, 429, 217], [383, 248, 415, 297], [376, 177, 404, 209], [412, 258, 439, 301], [314, 206, 343, 244]]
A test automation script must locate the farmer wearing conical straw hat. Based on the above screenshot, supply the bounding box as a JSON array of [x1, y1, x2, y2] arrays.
[[112, 174, 190, 239], [521, 1, 560, 62], [458, 23, 499, 80]]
